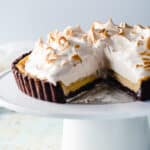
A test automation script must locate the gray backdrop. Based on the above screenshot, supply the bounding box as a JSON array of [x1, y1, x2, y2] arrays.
[[0, 0, 149, 43]]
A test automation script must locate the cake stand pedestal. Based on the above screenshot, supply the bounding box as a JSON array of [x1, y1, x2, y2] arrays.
[[0, 72, 150, 150], [62, 118, 150, 150]]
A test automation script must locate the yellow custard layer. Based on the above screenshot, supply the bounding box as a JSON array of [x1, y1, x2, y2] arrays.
[[60, 75, 97, 95], [112, 72, 141, 92]]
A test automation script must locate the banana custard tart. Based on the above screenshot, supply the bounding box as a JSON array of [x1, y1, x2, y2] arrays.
[[12, 26, 106, 103], [12, 19, 150, 103]]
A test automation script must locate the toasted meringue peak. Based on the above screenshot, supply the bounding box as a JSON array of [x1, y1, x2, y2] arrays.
[[119, 22, 132, 28], [91, 18, 118, 32]]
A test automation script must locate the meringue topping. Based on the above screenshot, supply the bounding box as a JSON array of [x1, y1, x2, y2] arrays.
[[25, 19, 150, 86], [25, 26, 103, 86]]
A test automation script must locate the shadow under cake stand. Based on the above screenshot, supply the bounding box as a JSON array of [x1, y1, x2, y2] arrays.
[[0, 71, 150, 150]]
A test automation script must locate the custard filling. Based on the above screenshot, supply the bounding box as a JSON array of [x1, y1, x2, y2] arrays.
[[60, 75, 97, 95], [112, 72, 141, 92]]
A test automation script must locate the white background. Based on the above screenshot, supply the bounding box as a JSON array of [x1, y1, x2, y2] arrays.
[[0, 0, 150, 43]]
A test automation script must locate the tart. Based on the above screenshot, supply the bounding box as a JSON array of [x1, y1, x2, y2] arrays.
[[12, 26, 104, 103], [12, 19, 150, 103]]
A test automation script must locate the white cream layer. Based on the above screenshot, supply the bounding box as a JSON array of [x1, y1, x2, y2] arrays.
[[105, 35, 150, 83], [92, 19, 150, 83]]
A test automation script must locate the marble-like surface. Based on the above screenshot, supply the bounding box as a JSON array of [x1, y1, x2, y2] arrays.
[[0, 110, 62, 150]]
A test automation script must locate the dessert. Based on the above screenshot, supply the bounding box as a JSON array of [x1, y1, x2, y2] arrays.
[[12, 19, 150, 103], [12, 26, 106, 103]]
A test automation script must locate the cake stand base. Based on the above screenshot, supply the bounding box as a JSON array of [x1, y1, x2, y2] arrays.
[[62, 117, 150, 150]]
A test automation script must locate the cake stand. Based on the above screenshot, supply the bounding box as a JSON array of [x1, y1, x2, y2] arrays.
[[0, 71, 150, 150]]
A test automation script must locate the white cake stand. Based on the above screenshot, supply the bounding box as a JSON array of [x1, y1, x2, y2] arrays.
[[0, 71, 150, 150]]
